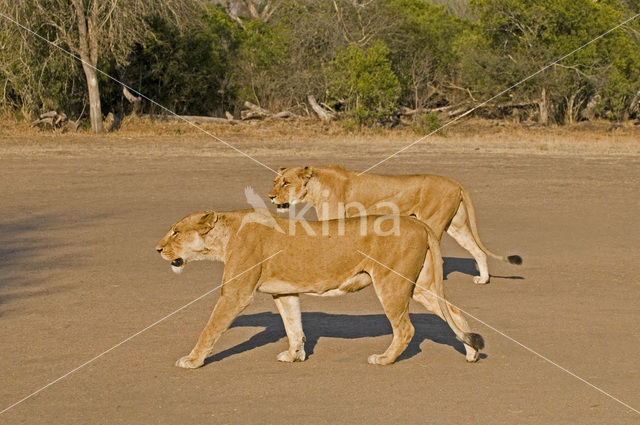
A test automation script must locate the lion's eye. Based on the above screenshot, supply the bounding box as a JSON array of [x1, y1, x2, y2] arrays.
[[171, 230, 179, 237], [282, 181, 289, 186]]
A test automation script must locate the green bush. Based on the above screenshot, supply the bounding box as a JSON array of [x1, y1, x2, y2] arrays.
[[463, 0, 640, 122], [124, 6, 239, 115], [326, 41, 400, 126], [413, 112, 444, 135], [231, 19, 290, 110]]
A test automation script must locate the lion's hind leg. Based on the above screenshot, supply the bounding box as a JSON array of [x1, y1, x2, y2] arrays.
[[446, 203, 490, 284], [273, 294, 306, 362], [413, 285, 479, 362], [368, 273, 415, 365]]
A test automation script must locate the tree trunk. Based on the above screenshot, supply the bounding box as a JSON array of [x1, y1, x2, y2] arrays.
[[580, 95, 600, 121], [82, 64, 103, 132], [72, 0, 104, 133], [565, 92, 577, 125], [538, 87, 549, 125], [629, 90, 640, 118]]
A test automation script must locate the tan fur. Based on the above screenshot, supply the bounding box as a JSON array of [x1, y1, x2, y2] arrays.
[[156, 210, 483, 368], [269, 165, 521, 284]]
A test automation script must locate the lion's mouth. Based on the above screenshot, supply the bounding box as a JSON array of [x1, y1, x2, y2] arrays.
[[171, 258, 184, 274], [276, 203, 290, 212]]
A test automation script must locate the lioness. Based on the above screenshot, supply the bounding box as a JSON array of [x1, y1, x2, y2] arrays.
[[268, 165, 521, 284], [156, 209, 484, 368]]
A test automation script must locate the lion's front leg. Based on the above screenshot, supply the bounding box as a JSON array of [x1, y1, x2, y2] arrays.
[[176, 292, 254, 369], [273, 294, 306, 362]]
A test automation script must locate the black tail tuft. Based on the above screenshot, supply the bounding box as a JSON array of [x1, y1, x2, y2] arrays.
[[465, 333, 485, 351], [508, 255, 523, 265]]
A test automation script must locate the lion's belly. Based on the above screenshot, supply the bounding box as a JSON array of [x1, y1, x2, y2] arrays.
[[257, 271, 372, 296], [306, 289, 349, 297]]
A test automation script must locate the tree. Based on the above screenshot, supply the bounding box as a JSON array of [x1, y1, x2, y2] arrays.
[[229, 0, 400, 113], [381, 0, 465, 109], [0, 7, 83, 117], [1, 0, 195, 132], [460, 0, 640, 123], [326, 41, 400, 125], [220, 0, 283, 26], [124, 5, 240, 116], [231, 18, 290, 110]]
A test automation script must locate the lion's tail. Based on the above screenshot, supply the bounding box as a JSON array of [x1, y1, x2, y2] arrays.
[[426, 228, 484, 351], [460, 186, 522, 266]]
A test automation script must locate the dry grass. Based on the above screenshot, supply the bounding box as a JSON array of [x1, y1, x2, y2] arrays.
[[1, 115, 639, 159]]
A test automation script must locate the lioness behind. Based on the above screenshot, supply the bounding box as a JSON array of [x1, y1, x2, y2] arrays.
[[156, 209, 484, 368], [269, 165, 521, 284]]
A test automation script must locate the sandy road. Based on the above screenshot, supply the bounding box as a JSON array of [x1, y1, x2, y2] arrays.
[[0, 135, 639, 424]]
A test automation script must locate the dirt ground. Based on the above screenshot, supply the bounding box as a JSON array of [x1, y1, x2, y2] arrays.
[[0, 129, 639, 424]]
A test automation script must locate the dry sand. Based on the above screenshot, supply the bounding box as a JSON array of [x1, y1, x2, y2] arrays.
[[0, 124, 639, 423]]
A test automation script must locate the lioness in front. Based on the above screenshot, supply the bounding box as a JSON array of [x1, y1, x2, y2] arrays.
[[269, 165, 522, 284], [156, 210, 484, 368]]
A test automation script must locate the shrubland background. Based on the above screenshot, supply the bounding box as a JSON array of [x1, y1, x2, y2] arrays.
[[1, 0, 639, 132]]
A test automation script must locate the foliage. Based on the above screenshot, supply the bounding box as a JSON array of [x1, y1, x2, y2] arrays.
[[0, 11, 84, 117], [413, 112, 444, 134], [231, 18, 290, 109], [1, 0, 639, 126], [326, 41, 400, 126], [460, 0, 640, 122], [263, 1, 344, 109], [381, 0, 466, 109], [123, 6, 239, 115]]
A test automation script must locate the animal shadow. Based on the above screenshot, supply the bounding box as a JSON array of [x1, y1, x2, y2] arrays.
[[205, 311, 482, 365], [444, 257, 523, 281]]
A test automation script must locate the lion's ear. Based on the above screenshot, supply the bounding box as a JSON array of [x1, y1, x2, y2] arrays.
[[302, 166, 313, 180], [199, 211, 218, 233]]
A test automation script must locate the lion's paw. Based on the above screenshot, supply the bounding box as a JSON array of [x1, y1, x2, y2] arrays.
[[367, 354, 393, 365], [277, 349, 306, 362], [175, 355, 204, 369], [473, 275, 490, 285]]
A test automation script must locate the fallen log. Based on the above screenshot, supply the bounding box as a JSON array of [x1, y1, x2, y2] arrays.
[[241, 101, 273, 120], [273, 111, 298, 119], [400, 105, 457, 116], [123, 86, 142, 115], [445, 100, 538, 118], [31, 110, 71, 131], [147, 114, 237, 124], [308, 95, 335, 121]]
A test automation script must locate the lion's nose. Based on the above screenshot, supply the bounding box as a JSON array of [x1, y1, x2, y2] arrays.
[[268, 195, 276, 200], [171, 258, 184, 267], [156, 248, 163, 253]]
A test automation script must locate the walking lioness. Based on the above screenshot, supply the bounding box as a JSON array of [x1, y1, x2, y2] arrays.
[[156, 209, 484, 368], [268, 165, 521, 284]]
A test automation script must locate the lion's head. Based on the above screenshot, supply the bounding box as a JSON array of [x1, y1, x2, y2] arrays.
[[268, 166, 313, 212], [156, 211, 227, 273]]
